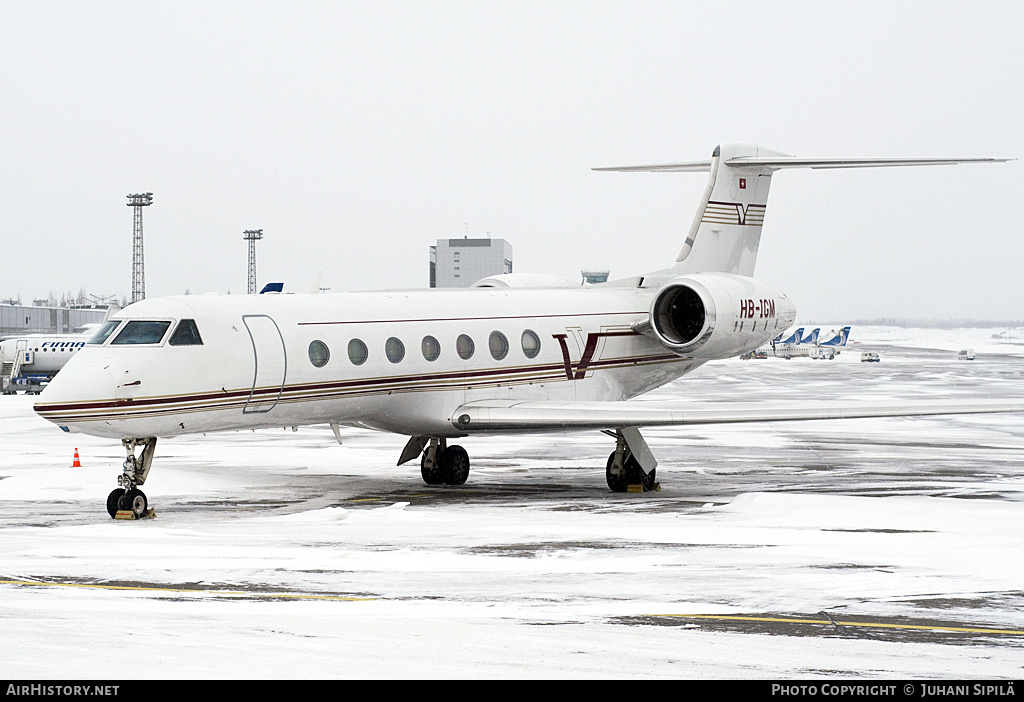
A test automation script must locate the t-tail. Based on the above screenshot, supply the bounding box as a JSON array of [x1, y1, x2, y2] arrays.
[[595, 145, 1010, 284]]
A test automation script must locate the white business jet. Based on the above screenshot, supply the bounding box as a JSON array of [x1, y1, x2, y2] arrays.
[[34, 143, 1020, 518]]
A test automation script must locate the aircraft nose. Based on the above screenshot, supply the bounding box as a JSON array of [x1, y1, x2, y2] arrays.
[[34, 358, 116, 432]]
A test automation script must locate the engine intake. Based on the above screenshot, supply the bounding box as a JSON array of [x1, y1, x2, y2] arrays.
[[653, 284, 709, 347], [646, 273, 796, 359]]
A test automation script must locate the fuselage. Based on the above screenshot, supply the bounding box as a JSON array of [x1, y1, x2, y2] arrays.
[[34, 287, 736, 440]]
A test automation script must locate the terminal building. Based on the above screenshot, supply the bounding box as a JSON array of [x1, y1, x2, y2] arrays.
[[1, 303, 110, 337], [430, 237, 513, 288]]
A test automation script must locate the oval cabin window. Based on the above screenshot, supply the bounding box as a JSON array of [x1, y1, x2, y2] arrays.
[[521, 330, 541, 359], [348, 338, 368, 365], [385, 337, 405, 363], [456, 334, 475, 360], [488, 331, 509, 361], [421, 335, 441, 362], [308, 340, 330, 368]]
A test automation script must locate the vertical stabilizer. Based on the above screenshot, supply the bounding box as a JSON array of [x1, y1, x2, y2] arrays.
[[820, 327, 851, 347], [780, 327, 803, 345], [800, 328, 820, 345], [671, 143, 785, 277]]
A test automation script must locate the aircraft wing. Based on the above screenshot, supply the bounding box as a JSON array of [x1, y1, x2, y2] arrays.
[[450, 399, 1024, 431]]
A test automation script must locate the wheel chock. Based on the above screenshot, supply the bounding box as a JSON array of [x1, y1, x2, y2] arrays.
[[114, 508, 156, 520], [626, 482, 662, 493]]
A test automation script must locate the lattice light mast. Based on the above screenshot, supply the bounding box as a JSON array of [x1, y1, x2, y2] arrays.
[[243, 229, 264, 294], [126, 193, 153, 304]]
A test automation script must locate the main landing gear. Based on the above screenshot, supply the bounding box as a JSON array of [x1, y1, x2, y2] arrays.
[[400, 430, 658, 492], [420, 438, 471, 486], [106, 437, 157, 519], [605, 430, 657, 493], [398, 436, 471, 486]]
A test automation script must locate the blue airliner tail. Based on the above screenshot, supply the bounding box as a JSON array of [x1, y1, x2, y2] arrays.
[[819, 326, 851, 347], [799, 328, 820, 345], [778, 327, 803, 345]]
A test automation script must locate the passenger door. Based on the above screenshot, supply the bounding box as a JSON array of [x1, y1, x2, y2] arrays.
[[242, 315, 287, 414]]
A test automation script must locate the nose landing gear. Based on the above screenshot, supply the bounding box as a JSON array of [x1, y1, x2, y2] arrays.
[[106, 438, 157, 519]]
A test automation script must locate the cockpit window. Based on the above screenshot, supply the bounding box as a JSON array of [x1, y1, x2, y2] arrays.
[[111, 320, 172, 345], [169, 319, 203, 346], [87, 320, 122, 345]]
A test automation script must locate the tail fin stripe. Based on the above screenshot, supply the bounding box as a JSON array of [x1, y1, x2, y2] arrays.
[[702, 202, 767, 226]]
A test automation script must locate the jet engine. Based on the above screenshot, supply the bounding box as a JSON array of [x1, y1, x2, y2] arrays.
[[643, 273, 796, 359]]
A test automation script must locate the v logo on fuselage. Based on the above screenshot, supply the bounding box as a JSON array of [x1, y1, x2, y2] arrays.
[[552, 330, 637, 380]]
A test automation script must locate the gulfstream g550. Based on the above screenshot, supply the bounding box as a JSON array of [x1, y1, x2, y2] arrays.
[[33, 143, 1019, 518]]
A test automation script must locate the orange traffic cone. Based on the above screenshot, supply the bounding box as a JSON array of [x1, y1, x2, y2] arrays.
[[71, 449, 82, 468]]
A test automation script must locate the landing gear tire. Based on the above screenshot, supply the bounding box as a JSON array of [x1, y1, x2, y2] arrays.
[[421, 450, 446, 485], [606, 451, 656, 492], [123, 488, 148, 519], [440, 445, 470, 486], [627, 457, 656, 492], [106, 488, 126, 518], [606, 452, 628, 492]]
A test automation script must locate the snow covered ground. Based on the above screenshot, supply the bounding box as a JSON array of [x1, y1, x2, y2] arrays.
[[1, 328, 1022, 679]]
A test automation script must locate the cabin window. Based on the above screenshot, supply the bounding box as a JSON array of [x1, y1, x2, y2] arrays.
[[385, 337, 405, 363], [308, 340, 330, 368], [421, 335, 440, 362], [169, 319, 204, 346], [488, 331, 509, 361], [456, 334, 475, 360], [348, 339, 368, 365], [521, 330, 541, 359], [111, 321, 171, 345], [87, 320, 122, 345]]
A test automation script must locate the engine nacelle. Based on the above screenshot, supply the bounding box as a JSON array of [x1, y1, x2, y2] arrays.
[[646, 273, 796, 359]]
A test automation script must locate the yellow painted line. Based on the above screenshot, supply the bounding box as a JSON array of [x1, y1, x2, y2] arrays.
[[0, 579, 374, 602], [651, 614, 1024, 636]]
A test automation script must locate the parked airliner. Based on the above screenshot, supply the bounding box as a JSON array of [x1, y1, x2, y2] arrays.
[[1, 330, 95, 393], [772, 327, 820, 358], [33, 143, 1020, 518]]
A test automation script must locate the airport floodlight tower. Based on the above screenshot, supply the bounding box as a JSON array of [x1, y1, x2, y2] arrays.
[[126, 192, 153, 304], [243, 229, 264, 294]]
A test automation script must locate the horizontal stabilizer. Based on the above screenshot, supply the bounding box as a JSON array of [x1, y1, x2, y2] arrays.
[[451, 399, 1024, 432], [594, 156, 1011, 173]]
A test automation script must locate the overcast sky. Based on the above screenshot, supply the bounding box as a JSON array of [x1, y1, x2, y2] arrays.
[[2, 1, 1022, 321]]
